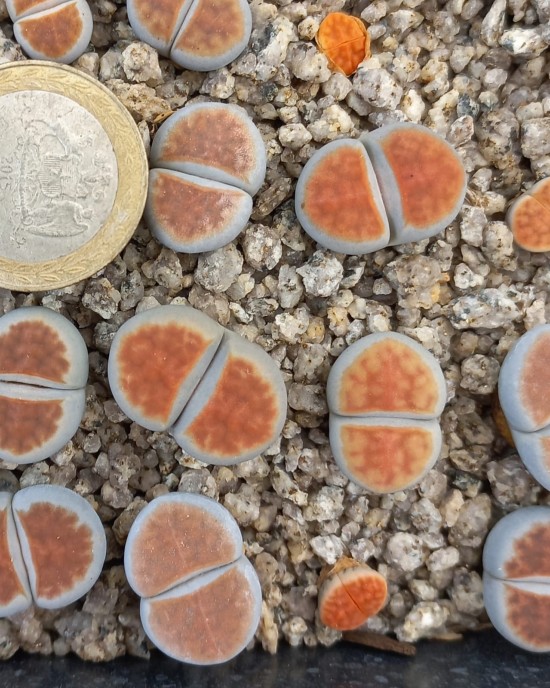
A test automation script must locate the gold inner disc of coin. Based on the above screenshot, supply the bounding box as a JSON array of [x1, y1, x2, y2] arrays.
[[0, 61, 148, 292]]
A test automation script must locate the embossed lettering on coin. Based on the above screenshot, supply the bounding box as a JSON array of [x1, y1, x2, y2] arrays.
[[0, 90, 118, 262]]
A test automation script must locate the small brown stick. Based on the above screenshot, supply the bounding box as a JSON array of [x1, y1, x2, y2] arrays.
[[342, 630, 417, 657]]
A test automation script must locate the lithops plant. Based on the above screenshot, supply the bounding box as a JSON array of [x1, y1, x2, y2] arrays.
[[0, 491, 31, 617], [127, 0, 251, 71], [483, 506, 550, 652], [0, 307, 88, 464], [7, 0, 93, 63], [507, 177, 550, 252], [318, 558, 387, 631], [327, 332, 446, 493], [316, 12, 370, 77], [145, 102, 266, 253], [108, 304, 286, 465], [0, 485, 106, 616], [124, 492, 262, 665], [295, 122, 467, 254], [498, 324, 550, 490]]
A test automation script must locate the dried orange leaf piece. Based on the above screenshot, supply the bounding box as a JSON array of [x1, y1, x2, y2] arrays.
[[318, 558, 387, 631], [316, 12, 370, 77]]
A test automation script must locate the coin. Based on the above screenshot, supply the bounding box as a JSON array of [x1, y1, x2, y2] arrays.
[[0, 61, 148, 292]]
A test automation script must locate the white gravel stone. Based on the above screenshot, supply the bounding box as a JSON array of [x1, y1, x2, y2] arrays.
[[271, 467, 308, 506], [274, 308, 310, 343], [427, 547, 460, 572], [310, 535, 346, 565], [287, 42, 332, 83], [242, 225, 282, 270], [121, 42, 162, 86], [308, 104, 355, 142], [500, 27, 549, 58], [195, 245, 244, 293], [253, 16, 298, 82], [521, 117, 550, 159], [322, 73, 353, 101], [439, 490, 465, 528], [397, 602, 450, 642], [278, 123, 312, 150], [448, 289, 521, 329], [303, 487, 344, 522], [448, 495, 492, 548], [353, 67, 404, 109], [460, 355, 500, 394], [278, 266, 304, 308], [386, 533, 426, 572], [480, 0, 507, 47], [296, 252, 343, 297]]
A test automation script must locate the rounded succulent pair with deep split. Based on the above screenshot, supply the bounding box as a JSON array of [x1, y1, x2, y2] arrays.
[[8, 0, 253, 70], [327, 331, 446, 495], [108, 304, 287, 466], [498, 325, 550, 492], [125, 492, 262, 665], [145, 102, 266, 254], [0, 484, 106, 616], [0, 483, 261, 666], [480, 327, 550, 652], [295, 123, 468, 255], [483, 506, 550, 653], [0, 303, 287, 469], [0, 307, 88, 466], [6, 0, 93, 63]]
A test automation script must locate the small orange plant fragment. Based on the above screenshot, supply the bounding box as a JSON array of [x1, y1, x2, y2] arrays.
[[318, 558, 387, 631], [316, 12, 370, 77]]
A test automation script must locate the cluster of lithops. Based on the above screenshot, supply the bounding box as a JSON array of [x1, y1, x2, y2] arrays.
[[483, 506, 550, 652], [318, 558, 387, 631], [124, 492, 261, 664], [145, 103, 266, 253], [316, 12, 370, 77], [507, 177, 550, 253], [108, 305, 286, 465], [295, 123, 467, 254], [127, 0, 251, 70], [0, 307, 88, 465], [498, 325, 550, 490], [0, 485, 106, 616], [327, 332, 446, 494], [6, 0, 92, 63]]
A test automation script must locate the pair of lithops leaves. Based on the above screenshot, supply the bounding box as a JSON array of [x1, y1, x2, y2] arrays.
[[108, 305, 287, 465], [125, 492, 261, 664], [295, 122, 467, 255], [498, 325, 550, 491], [0, 307, 88, 466], [6, 0, 92, 63], [507, 177, 550, 253], [145, 102, 266, 253], [0, 484, 106, 616], [128, 0, 251, 71], [483, 506, 550, 652], [328, 332, 446, 494]]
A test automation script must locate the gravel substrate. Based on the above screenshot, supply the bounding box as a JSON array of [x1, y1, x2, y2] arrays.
[[0, 0, 549, 662]]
